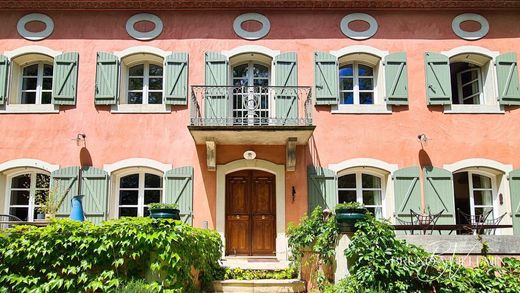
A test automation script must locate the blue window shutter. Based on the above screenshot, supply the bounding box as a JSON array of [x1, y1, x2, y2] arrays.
[[95, 52, 119, 105], [307, 166, 337, 213], [497, 52, 520, 106], [384, 52, 409, 105], [164, 52, 189, 105], [423, 166, 456, 226], [51, 167, 80, 218], [424, 52, 452, 105], [204, 52, 228, 125], [393, 167, 421, 221], [275, 52, 298, 124], [80, 167, 109, 224], [509, 169, 520, 235], [165, 166, 194, 225], [0, 55, 9, 105], [52, 52, 79, 105], [314, 52, 338, 106]]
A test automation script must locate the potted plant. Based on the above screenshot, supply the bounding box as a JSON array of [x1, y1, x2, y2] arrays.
[[335, 202, 368, 233], [35, 183, 63, 220], [148, 203, 180, 220]]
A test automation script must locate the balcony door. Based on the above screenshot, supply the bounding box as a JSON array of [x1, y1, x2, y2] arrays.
[[232, 62, 270, 125]]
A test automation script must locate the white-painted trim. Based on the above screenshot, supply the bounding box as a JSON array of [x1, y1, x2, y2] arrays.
[[17, 13, 54, 41], [441, 46, 499, 59], [443, 104, 504, 114], [328, 158, 398, 173], [103, 158, 172, 174], [330, 45, 388, 59], [216, 159, 287, 261], [233, 13, 271, 40], [332, 104, 392, 114], [340, 13, 378, 40], [0, 159, 59, 173], [110, 104, 171, 113], [222, 45, 280, 59], [443, 158, 513, 174], [4, 45, 62, 59], [114, 46, 170, 59], [0, 104, 59, 114], [126, 13, 163, 41], [451, 13, 489, 41]]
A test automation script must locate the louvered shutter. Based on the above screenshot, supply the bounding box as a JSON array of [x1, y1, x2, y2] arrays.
[[497, 52, 520, 106], [52, 52, 79, 105], [164, 52, 189, 105], [0, 55, 9, 105], [385, 52, 409, 105], [95, 52, 119, 105], [424, 52, 452, 105], [80, 167, 108, 224], [509, 169, 520, 235], [165, 166, 194, 225], [314, 52, 338, 106], [204, 52, 228, 125], [423, 166, 456, 228], [307, 166, 337, 213], [51, 167, 80, 219], [393, 167, 421, 221], [275, 52, 298, 125]]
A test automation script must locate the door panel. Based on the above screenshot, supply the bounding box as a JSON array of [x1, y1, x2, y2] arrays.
[[226, 215, 250, 255], [251, 176, 275, 214], [251, 215, 275, 255]]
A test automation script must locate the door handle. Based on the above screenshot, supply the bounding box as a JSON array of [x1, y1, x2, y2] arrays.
[[261, 215, 265, 220], [235, 215, 240, 220]]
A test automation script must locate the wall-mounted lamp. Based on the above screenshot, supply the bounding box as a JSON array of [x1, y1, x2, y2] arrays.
[[243, 150, 256, 160], [417, 133, 431, 147], [499, 193, 503, 205], [292, 186, 296, 202], [73, 133, 86, 147]]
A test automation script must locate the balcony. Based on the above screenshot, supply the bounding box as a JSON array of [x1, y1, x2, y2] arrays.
[[188, 85, 315, 145]]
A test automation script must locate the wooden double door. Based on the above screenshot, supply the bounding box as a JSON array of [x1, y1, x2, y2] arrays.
[[225, 170, 276, 256]]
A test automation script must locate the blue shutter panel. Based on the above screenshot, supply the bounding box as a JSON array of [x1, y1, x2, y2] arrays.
[[204, 52, 228, 125], [314, 52, 338, 106], [165, 166, 194, 225], [52, 52, 79, 105], [509, 169, 520, 235], [424, 52, 452, 105], [95, 52, 119, 105], [384, 52, 409, 105], [393, 167, 421, 221], [80, 167, 109, 224], [497, 52, 520, 105], [423, 167, 456, 225], [307, 166, 337, 213], [0, 55, 9, 105], [275, 52, 298, 125], [164, 52, 189, 105], [51, 167, 80, 218]]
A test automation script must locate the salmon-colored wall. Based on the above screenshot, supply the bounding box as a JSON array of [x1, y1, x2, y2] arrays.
[[0, 10, 519, 228]]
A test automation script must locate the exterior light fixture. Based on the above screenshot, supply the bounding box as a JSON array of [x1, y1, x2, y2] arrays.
[[243, 150, 256, 160]]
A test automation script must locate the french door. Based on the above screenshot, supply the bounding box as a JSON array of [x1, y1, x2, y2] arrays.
[[232, 62, 270, 125]]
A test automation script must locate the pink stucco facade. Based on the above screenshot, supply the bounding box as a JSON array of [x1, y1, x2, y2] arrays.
[[1, 2, 520, 256]]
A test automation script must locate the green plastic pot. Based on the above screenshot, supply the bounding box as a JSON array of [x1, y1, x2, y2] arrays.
[[149, 208, 181, 220], [335, 208, 368, 233]]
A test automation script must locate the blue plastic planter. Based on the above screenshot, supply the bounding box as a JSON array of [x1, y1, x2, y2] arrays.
[[149, 208, 181, 220]]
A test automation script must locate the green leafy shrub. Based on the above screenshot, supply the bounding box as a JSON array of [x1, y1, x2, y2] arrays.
[[147, 203, 179, 209], [115, 279, 163, 293], [335, 202, 364, 210], [0, 217, 222, 292], [215, 267, 297, 280]]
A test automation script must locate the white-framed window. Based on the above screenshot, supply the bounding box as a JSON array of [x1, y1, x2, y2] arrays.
[[453, 170, 496, 223], [116, 171, 163, 217], [127, 62, 163, 105], [339, 62, 375, 105], [6, 171, 50, 221], [20, 62, 53, 104], [338, 172, 383, 218], [450, 62, 485, 105]]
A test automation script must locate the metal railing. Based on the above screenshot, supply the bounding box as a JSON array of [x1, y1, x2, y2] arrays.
[[190, 85, 313, 126]]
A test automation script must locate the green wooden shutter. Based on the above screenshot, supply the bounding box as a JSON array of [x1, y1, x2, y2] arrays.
[[0, 55, 9, 105], [52, 52, 79, 105], [51, 167, 80, 219], [275, 52, 298, 125], [424, 52, 452, 105], [423, 166, 456, 225], [307, 166, 337, 213], [497, 52, 520, 106], [508, 169, 520, 235], [393, 167, 421, 221], [95, 52, 119, 105], [204, 52, 228, 125], [80, 167, 108, 224], [385, 52, 409, 105], [164, 52, 189, 105], [165, 166, 194, 224], [314, 52, 338, 106]]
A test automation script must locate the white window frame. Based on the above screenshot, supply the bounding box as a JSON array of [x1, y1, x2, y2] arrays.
[[339, 62, 375, 105], [337, 170, 385, 218], [454, 66, 484, 105], [115, 170, 164, 218], [19, 62, 53, 105], [4, 170, 50, 222], [466, 171, 496, 221], [126, 62, 163, 105]]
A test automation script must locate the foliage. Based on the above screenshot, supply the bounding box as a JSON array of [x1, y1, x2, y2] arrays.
[[35, 179, 63, 215], [215, 267, 297, 280], [335, 202, 364, 210], [0, 217, 222, 292], [147, 203, 179, 210], [287, 206, 338, 265], [114, 279, 163, 293]]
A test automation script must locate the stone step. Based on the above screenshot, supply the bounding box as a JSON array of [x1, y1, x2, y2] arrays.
[[221, 258, 290, 270], [211, 279, 306, 293]]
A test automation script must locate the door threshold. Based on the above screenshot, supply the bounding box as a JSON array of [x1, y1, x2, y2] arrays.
[[221, 258, 290, 270], [225, 256, 278, 260]]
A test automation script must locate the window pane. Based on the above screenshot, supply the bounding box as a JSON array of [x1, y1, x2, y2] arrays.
[[359, 93, 374, 104], [358, 64, 373, 76], [23, 64, 39, 76], [338, 190, 357, 204], [35, 190, 48, 204], [472, 174, 491, 189], [21, 92, 36, 104], [253, 64, 269, 78], [233, 64, 248, 78], [35, 174, 50, 188], [253, 79, 268, 87], [473, 190, 493, 206], [340, 92, 353, 104], [475, 207, 493, 217], [145, 174, 162, 188], [128, 92, 143, 104], [149, 78, 163, 90], [11, 174, 31, 188], [10, 207, 29, 221], [120, 174, 139, 188], [10, 190, 30, 205], [148, 92, 162, 104], [42, 78, 53, 90], [22, 78, 37, 90], [358, 78, 374, 90], [340, 78, 353, 91], [460, 69, 478, 85], [41, 92, 52, 104], [339, 65, 353, 77], [119, 207, 138, 217], [128, 78, 144, 90], [362, 174, 381, 188], [149, 64, 163, 76], [119, 190, 138, 205], [144, 190, 161, 204], [338, 174, 356, 188], [43, 64, 53, 76], [366, 207, 382, 218], [129, 65, 144, 76], [362, 190, 382, 206]]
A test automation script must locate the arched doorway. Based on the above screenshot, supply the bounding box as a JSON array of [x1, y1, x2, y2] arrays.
[[225, 169, 276, 256]]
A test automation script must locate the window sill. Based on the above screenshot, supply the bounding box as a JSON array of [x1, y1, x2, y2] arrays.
[[443, 104, 504, 114], [111, 104, 171, 113], [0, 104, 59, 114], [331, 104, 392, 114]]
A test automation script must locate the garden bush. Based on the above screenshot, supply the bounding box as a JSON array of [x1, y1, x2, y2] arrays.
[[0, 217, 222, 292]]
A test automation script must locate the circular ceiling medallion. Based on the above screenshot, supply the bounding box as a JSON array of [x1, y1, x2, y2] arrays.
[[17, 13, 54, 41], [340, 13, 378, 40], [126, 13, 163, 41], [452, 13, 489, 41], [233, 13, 270, 40]]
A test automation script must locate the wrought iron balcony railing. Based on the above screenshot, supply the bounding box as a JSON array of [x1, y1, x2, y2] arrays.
[[190, 85, 313, 126]]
